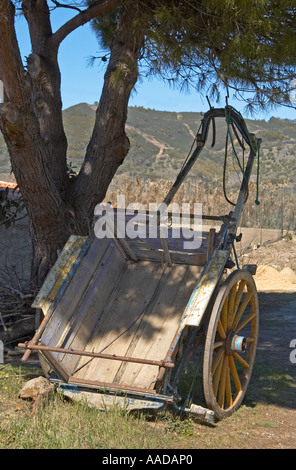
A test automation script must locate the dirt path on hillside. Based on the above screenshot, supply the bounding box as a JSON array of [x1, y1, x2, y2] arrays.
[[125, 124, 173, 158]]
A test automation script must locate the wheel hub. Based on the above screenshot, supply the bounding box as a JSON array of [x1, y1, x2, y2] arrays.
[[225, 332, 247, 355]]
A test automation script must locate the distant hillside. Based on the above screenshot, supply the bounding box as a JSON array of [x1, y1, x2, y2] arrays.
[[1, 102, 296, 186]]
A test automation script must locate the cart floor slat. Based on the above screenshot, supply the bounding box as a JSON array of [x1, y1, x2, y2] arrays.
[[70, 261, 202, 390]]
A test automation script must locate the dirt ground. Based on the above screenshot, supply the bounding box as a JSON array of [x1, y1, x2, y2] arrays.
[[241, 234, 296, 274]]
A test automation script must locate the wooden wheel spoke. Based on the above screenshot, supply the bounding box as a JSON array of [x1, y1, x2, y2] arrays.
[[233, 351, 249, 369], [218, 355, 228, 408], [247, 337, 255, 343], [227, 283, 238, 328], [217, 319, 226, 340], [212, 347, 224, 375], [229, 355, 242, 392], [236, 311, 256, 334], [225, 357, 233, 407], [213, 351, 224, 397], [230, 280, 247, 326], [232, 290, 253, 331]]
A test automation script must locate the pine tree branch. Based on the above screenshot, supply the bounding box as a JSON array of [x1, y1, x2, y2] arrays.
[[0, 0, 28, 106], [50, 0, 83, 13], [22, 0, 53, 53], [48, 0, 123, 51]]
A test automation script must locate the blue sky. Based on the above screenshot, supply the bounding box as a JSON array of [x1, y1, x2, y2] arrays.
[[15, 7, 296, 122]]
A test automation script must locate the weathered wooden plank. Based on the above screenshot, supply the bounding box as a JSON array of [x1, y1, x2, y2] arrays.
[[110, 265, 173, 385], [183, 249, 229, 327], [171, 252, 207, 265], [68, 264, 131, 377], [60, 248, 127, 372], [115, 264, 188, 389], [56, 241, 119, 350], [123, 229, 217, 266], [41, 237, 113, 349], [21, 236, 90, 363], [119, 264, 202, 389], [70, 262, 133, 376], [72, 261, 167, 383], [32, 235, 88, 313], [126, 231, 213, 252], [68, 377, 156, 395], [127, 247, 163, 263], [129, 245, 207, 266]]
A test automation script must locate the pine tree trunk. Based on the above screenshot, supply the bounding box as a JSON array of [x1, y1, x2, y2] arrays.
[[73, 6, 144, 224], [0, 103, 71, 288]]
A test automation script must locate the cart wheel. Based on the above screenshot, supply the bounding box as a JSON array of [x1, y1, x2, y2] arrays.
[[203, 269, 259, 420]]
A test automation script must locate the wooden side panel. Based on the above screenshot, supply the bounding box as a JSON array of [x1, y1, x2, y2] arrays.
[[59, 248, 127, 372], [71, 261, 167, 381], [39, 237, 126, 374], [32, 235, 89, 315], [124, 229, 216, 265]]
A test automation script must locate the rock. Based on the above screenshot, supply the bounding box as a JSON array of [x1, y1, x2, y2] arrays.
[[280, 267, 296, 284], [255, 266, 282, 281], [18, 376, 55, 401], [253, 265, 295, 292], [251, 243, 261, 250]]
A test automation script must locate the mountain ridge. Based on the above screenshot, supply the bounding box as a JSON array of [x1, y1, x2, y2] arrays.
[[0, 102, 295, 186]]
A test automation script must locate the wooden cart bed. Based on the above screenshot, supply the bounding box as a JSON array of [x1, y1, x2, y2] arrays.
[[30, 220, 218, 392]]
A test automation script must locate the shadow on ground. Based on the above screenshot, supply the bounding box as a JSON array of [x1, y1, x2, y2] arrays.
[[245, 291, 296, 411]]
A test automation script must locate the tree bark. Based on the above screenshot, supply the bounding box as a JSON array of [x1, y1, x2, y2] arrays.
[[23, 0, 68, 194], [73, 5, 145, 225], [0, 102, 71, 287]]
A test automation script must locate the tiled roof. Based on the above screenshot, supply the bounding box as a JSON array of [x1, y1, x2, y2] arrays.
[[0, 181, 21, 200], [0, 180, 17, 189]]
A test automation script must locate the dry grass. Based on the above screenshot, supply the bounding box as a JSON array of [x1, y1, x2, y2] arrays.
[[0, 359, 295, 449], [105, 176, 295, 231]]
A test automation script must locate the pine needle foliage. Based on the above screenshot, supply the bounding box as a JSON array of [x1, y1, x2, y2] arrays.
[[89, 0, 296, 112]]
